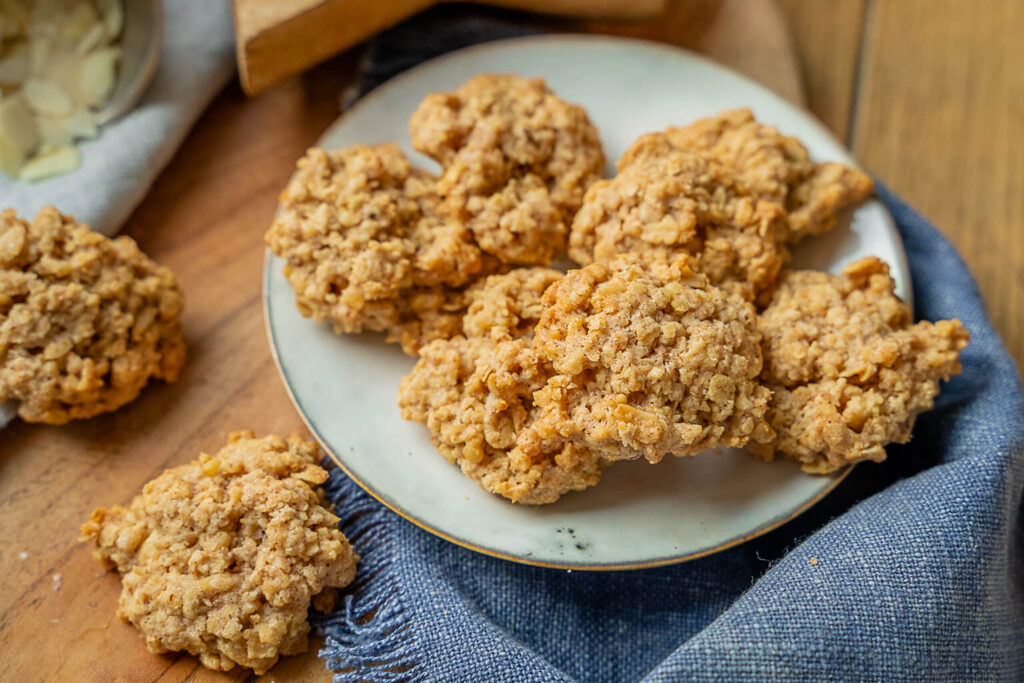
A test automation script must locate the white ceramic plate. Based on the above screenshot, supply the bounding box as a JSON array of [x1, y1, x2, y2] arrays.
[[264, 35, 908, 570]]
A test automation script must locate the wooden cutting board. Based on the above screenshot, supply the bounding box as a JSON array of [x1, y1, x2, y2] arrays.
[[232, 0, 670, 94], [0, 1, 804, 681]]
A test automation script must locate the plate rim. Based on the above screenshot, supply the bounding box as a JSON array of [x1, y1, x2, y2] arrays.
[[262, 33, 884, 570]]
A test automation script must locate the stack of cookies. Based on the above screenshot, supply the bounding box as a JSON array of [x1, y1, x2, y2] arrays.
[[268, 74, 969, 506]]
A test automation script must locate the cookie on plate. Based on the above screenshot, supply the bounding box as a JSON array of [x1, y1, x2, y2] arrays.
[[0, 207, 185, 424], [620, 108, 874, 243], [751, 257, 969, 473], [399, 335, 602, 505], [520, 253, 772, 463], [462, 266, 564, 342], [410, 74, 604, 266], [398, 268, 604, 504], [568, 145, 785, 301], [266, 143, 494, 354], [81, 431, 358, 675]]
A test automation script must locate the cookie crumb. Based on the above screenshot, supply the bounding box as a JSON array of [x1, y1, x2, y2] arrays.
[[809, 557, 818, 566]]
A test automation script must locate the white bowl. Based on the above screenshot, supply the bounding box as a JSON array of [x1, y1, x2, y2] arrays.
[[95, 0, 164, 125]]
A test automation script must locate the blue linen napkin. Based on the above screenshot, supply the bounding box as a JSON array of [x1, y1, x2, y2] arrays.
[[316, 11, 1024, 682]]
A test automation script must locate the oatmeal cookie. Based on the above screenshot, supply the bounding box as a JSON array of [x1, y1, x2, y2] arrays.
[[81, 431, 358, 675], [410, 74, 604, 265], [520, 253, 772, 463], [0, 207, 185, 424], [462, 267, 564, 342], [383, 284, 472, 355], [398, 335, 602, 504], [266, 144, 490, 352], [620, 109, 874, 243], [752, 257, 969, 473], [568, 145, 784, 300]]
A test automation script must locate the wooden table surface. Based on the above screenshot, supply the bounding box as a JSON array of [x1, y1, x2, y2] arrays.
[[2, 1, 1021, 681]]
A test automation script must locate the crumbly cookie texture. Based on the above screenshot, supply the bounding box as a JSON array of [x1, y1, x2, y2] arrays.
[[568, 143, 785, 300], [266, 144, 493, 354], [81, 431, 358, 675], [0, 207, 185, 424], [751, 257, 969, 473], [398, 268, 603, 504], [462, 267, 564, 342], [398, 335, 602, 504], [410, 74, 605, 265], [520, 253, 772, 463], [621, 108, 874, 243]]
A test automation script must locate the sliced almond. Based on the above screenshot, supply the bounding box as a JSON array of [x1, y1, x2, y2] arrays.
[[76, 46, 118, 108], [37, 106, 96, 146], [59, 3, 99, 43], [23, 78, 72, 116], [19, 144, 80, 181], [0, 42, 29, 85], [0, 93, 38, 150], [77, 22, 106, 55], [28, 33, 52, 77], [36, 115, 70, 147], [0, 135, 23, 175], [0, 93, 38, 174], [99, 0, 123, 41]]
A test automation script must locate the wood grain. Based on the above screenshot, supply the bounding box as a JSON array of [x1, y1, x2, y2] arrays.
[[583, 0, 805, 105], [776, 0, 866, 141], [233, 0, 668, 94], [849, 0, 1024, 367]]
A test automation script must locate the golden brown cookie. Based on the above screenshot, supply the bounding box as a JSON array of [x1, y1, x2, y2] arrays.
[[568, 144, 785, 300], [520, 253, 772, 463], [266, 144, 492, 354], [462, 267, 564, 342], [81, 431, 358, 675], [752, 257, 969, 473], [0, 207, 185, 424], [398, 335, 602, 504], [383, 284, 473, 355], [620, 109, 874, 243], [410, 74, 605, 266]]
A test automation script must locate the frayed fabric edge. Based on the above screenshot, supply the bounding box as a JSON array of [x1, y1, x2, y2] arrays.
[[314, 463, 427, 683]]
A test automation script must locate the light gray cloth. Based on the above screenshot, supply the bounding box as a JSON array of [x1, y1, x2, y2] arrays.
[[0, 0, 235, 428], [1, 0, 236, 236]]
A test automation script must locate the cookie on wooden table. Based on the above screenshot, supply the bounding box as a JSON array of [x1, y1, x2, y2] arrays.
[[81, 431, 358, 675], [0, 207, 185, 424]]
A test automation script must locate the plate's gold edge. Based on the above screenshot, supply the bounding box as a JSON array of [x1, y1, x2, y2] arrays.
[[263, 252, 853, 571]]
